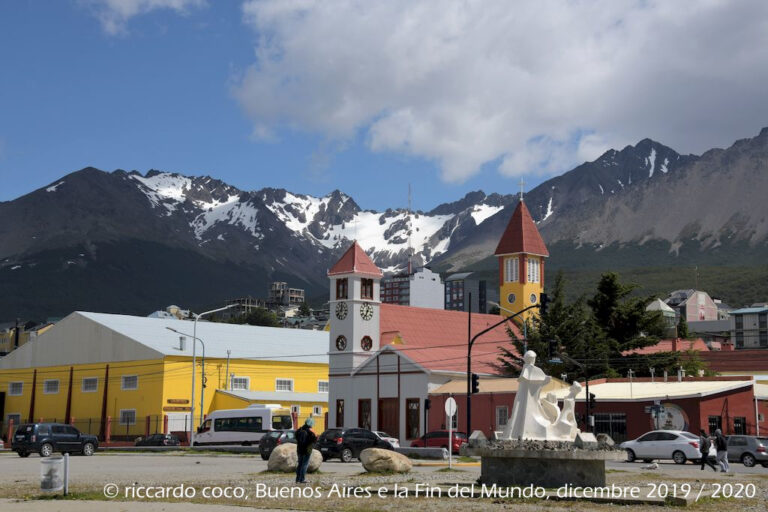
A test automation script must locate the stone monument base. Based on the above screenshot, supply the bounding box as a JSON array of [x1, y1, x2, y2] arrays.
[[464, 443, 624, 488]]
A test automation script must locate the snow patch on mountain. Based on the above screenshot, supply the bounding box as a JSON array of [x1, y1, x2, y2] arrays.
[[46, 181, 65, 193], [131, 173, 192, 213], [542, 197, 554, 221], [646, 148, 657, 177], [470, 204, 502, 225], [660, 157, 669, 174], [192, 197, 260, 240], [265, 192, 331, 234]]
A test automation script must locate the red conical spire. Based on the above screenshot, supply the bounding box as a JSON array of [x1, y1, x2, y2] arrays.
[[328, 241, 383, 277], [494, 200, 549, 256]]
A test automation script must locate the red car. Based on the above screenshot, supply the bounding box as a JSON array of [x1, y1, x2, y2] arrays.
[[410, 430, 468, 453]]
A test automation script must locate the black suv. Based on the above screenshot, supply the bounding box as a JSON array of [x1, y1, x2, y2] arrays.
[[317, 428, 394, 462], [258, 430, 296, 460], [12, 423, 99, 458]]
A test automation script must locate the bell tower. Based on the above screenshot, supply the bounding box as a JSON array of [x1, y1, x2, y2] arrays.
[[328, 241, 382, 374], [494, 197, 549, 322]]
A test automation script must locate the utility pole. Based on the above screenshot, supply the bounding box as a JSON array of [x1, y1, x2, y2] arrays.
[[225, 350, 231, 391]]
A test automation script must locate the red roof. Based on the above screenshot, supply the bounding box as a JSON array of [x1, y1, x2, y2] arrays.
[[623, 338, 710, 355], [379, 304, 522, 374], [494, 200, 549, 256], [328, 242, 383, 278]]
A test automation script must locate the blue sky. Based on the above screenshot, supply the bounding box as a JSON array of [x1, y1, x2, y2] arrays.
[[1, 1, 767, 211]]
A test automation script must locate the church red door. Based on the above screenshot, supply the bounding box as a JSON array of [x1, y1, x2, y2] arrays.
[[378, 398, 399, 439]]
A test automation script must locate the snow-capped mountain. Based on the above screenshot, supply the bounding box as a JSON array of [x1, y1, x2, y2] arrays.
[[2, 128, 767, 321]]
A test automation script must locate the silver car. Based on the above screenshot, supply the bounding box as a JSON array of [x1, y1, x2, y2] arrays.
[[620, 430, 715, 464], [726, 436, 768, 467]]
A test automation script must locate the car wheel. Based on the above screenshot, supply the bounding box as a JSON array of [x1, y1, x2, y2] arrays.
[[260, 453, 269, 461], [39, 443, 54, 457], [626, 449, 636, 463], [82, 443, 95, 456], [672, 450, 687, 465], [761, 462, 768, 468], [18, 451, 30, 458], [742, 453, 756, 468], [340, 447, 353, 463], [322, 454, 329, 461]]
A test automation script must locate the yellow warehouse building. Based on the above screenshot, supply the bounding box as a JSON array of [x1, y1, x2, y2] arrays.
[[0, 312, 329, 442]]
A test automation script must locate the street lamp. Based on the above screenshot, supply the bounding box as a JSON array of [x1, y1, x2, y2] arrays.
[[166, 327, 206, 444], [466, 295, 544, 436], [167, 304, 239, 446]]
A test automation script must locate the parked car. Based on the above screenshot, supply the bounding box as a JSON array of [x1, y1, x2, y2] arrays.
[[259, 430, 296, 460], [134, 434, 180, 447], [317, 428, 394, 462], [12, 423, 99, 457], [619, 430, 715, 464], [410, 430, 468, 454], [373, 431, 399, 448], [726, 435, 768, 468]]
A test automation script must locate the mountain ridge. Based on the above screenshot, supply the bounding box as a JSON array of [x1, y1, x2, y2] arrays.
[[2, 127, 767, 320]]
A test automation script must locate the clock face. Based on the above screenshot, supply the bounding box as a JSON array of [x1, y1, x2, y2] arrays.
[[335, 302, 348, 320], [360, 302, 374, 321], [507, 293, 516, 304], [335, 335, 347, 351], [530, 293, 538, 304], [361, 336, 373, 351]]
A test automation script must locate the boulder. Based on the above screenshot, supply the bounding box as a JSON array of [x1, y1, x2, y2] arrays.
[[267, 444, 323, 473], [595, 433, 615, 448], [574, 432, 599, 449], [360, 448, 412, 473]]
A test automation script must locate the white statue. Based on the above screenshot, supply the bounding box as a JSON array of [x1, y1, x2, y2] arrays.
[[500, 350, 582, 442], [549, 381, 582, 440], [502, 350, 552, 440]]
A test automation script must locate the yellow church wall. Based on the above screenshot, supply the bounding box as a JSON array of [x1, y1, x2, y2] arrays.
[[499, 254, 544, 322]]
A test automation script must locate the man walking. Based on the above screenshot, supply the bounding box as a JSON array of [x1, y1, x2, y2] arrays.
[[699, 429, 717, 471], [295, 418, 318, 484], [715, 429, 729, 472]]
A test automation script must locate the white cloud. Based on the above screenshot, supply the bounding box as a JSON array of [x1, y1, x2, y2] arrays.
[[81, 0, 206, 35], [233, 0, 768, 183]]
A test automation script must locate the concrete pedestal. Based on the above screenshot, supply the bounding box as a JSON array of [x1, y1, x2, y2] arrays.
[[473, 447, 623, 488]]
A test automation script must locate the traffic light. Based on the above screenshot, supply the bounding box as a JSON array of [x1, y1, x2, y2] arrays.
[[471, 373, 480, 394], [539, 293, 549, 315], [425, 398, 431, 410], [588, 392, 597, 410]]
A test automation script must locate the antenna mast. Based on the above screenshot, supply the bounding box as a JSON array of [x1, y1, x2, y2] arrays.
[[408, 183, 413, 275]]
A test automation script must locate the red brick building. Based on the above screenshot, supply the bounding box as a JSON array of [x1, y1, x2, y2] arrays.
[[429, 376, 766, 442]]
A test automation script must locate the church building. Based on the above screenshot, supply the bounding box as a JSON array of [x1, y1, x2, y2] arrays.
[[495, 198, 549, 321], [327, 196, 550, 444]]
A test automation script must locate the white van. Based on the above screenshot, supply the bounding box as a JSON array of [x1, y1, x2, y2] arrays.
[[194, 404, 293, 446]]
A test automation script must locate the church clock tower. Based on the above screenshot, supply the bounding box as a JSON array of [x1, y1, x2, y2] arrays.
[[327, 242, 382, 428], [494, 197, 549, 322]]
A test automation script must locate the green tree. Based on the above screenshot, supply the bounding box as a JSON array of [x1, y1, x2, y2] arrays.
[[677, 315, 690, 339], [298, 302, 312, 317], [228, 307, 282, 327]]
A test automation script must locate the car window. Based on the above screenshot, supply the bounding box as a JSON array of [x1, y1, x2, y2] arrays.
[[52, 425, 67, 434], [65, 426, 79, 436], [637, 433, 658, 442], [680, 432, 698, 440], [363, 431, 377, 440], [729, 437, 747, 446], [285, 431, 295, 439], [37, 425, 51, 436], [657, 432, 678, 441]]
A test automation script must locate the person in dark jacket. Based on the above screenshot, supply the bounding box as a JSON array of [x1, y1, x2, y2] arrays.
[[295, 418, 318, 484], [714, 429, 729, 472], [699, 429, 717, 471]]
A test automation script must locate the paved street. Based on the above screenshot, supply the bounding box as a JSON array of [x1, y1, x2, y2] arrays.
[[0, 451, 766, 512]]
